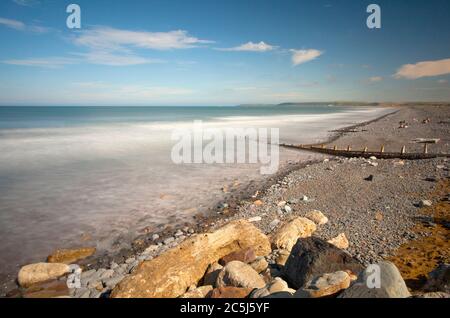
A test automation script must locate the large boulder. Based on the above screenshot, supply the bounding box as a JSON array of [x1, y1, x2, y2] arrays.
[[339, 261, 411, 298], [271, 217, 316, 251], [18, 263, 70, 288], [283, 237, 363, 289], [47, 247, 96, 264], [111, 219, 271, 298], [294, 271, 351, 298], [216, 261, 266, 289]]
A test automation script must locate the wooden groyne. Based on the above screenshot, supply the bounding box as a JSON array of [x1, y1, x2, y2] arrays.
[[280, 143, 450, 160]]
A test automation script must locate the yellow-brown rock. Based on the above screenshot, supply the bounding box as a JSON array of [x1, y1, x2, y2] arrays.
[[47, 247, 96, 264], [271, 217, 316, 251], [18, 263, 70, 288], [209, 286, 253, 298], [327, 233, 349, 249], [111, 219, 271, 298]]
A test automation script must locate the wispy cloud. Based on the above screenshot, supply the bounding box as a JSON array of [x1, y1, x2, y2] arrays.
[[73, 51, 164, 66], [216, 41, 277, 52], [290, 49, 323, 66], [13, 0, 40, 7], [394, 58, 450, 79], [2, 57, 77, 68], [0, 17, 49, 33], [73, 27, 213, 51], [65, 26, 212, 66], [437, 79, 448, 84], [368, 76, 383, 83], [0, 17, 25, 30]]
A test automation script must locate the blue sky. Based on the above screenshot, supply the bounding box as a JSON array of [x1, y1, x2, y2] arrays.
[[0, 0, 449, 106]]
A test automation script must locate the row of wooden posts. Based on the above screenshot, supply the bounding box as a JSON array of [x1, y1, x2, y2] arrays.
[[316, 143, 430, 154]]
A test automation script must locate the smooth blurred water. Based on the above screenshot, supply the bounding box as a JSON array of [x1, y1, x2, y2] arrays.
[[0, 105, 392, 278]]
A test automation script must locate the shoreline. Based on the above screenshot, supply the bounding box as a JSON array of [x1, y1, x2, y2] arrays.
[[3, 104, 450, 298], [73, 107, 400, 271], [0, 106, 400, 297]]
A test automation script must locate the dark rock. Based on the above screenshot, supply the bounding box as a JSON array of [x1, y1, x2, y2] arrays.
[[283, 237, 363, 289], [423, 264, 449, 293], [364, 175, 374, 182]]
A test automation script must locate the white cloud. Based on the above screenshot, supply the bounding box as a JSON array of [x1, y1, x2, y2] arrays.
[[13, 0, 40, 7], [0, 17, 49, 33], [73, 27, 213, 51], [394, 58, 450, 79], [290, 49, 323, 66], [217, 41, 277, 52], [368, 76, 383, 83], [74, 51, 164, 66], [0, 17, 25, 30], [2, 57, 77, 68]]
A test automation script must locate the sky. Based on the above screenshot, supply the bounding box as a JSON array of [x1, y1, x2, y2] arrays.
[[0, 0, 449, 106]]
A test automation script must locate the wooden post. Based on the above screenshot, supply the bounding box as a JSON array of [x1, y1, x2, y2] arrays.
[[347, 145, 351, 151], [380, 145, 385, 153], [424, 143, 428, 154], [363, 146, 368, 153], [333, 145, 337, 151], [401, 145, 406, 154]]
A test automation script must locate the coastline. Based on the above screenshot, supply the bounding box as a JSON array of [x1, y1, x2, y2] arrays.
[[68, 107, 400, 271], [3, 104, 449, 298], [0, 106, 400, 296]]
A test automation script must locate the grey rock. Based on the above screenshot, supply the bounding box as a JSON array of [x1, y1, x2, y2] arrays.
[[339, 261, 411, 298], [163, 237, 175, 245], [100, 269, 114, 280]]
